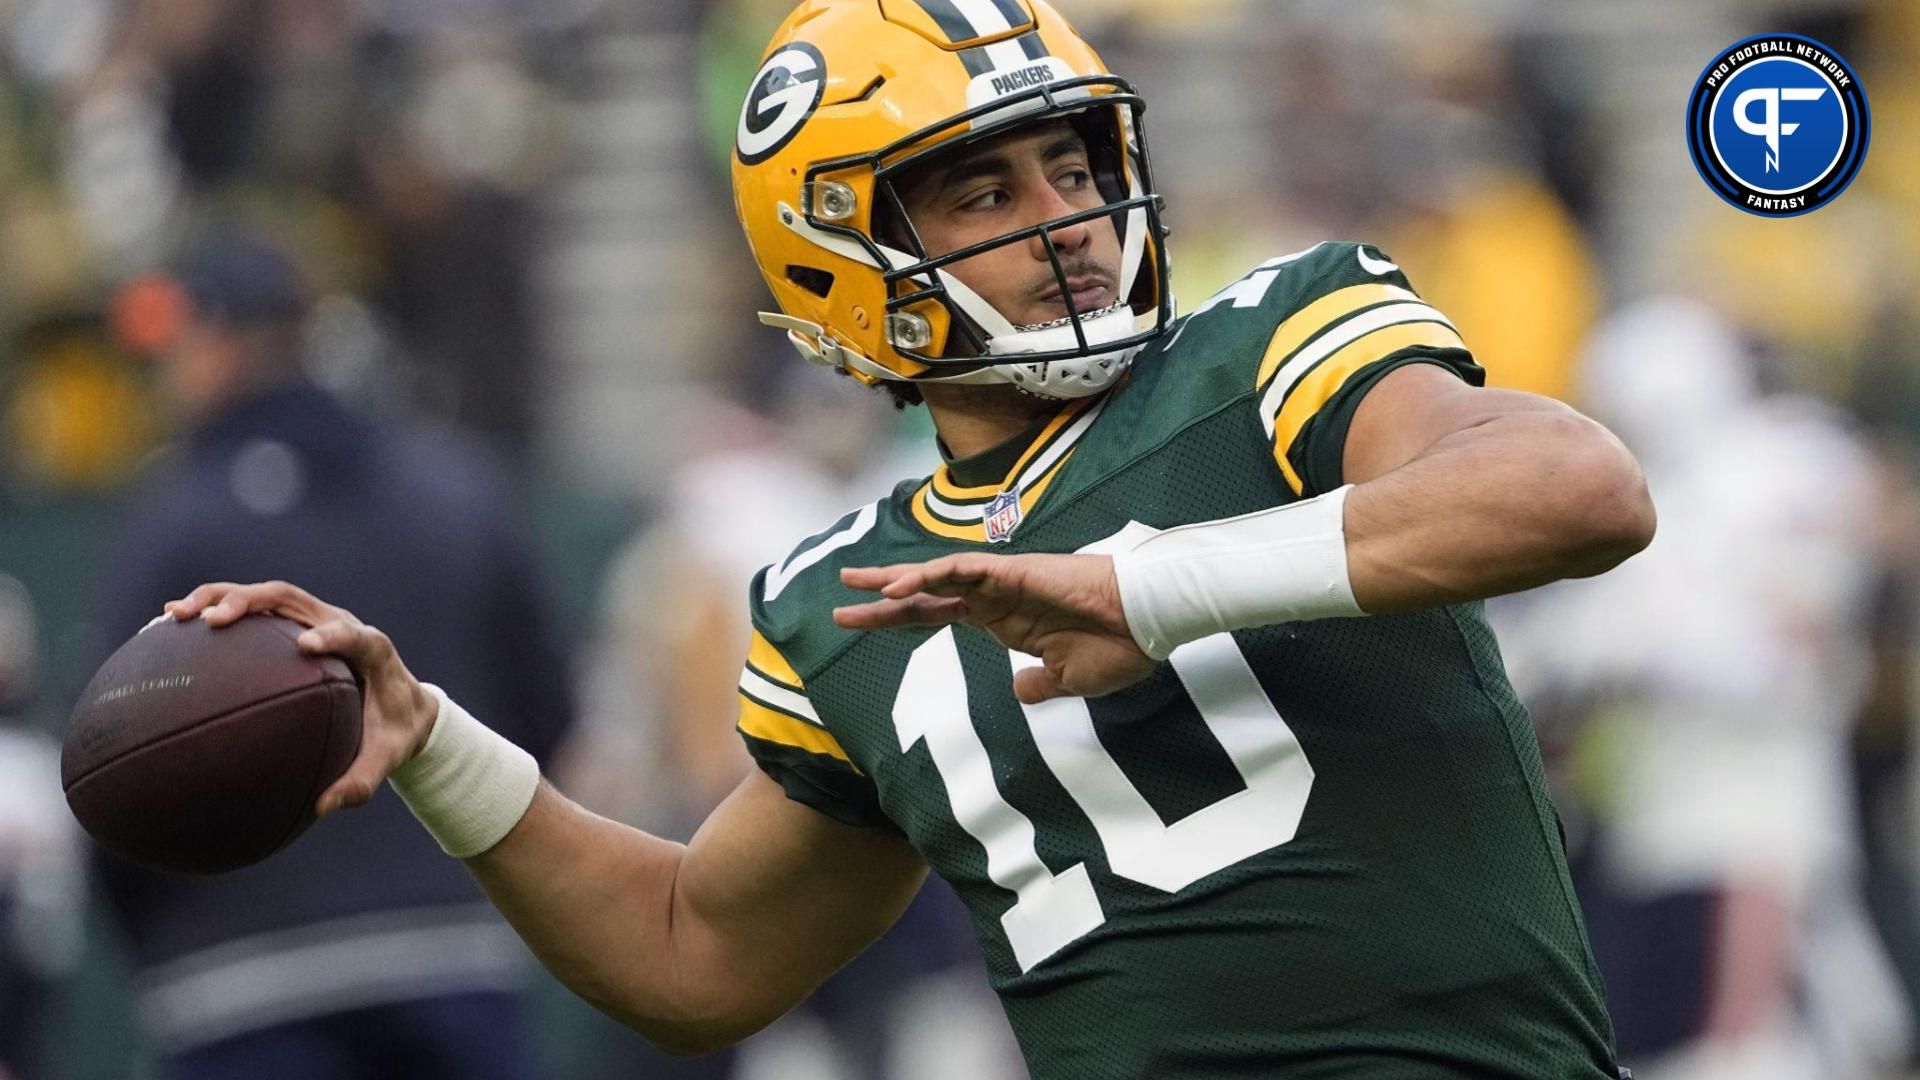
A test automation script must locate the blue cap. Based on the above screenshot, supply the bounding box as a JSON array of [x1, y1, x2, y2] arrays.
[[177, 231, 309, 327]]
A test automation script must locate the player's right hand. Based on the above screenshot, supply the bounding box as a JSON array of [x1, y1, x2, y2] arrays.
[[164, 581, 438, 819], [834, 551, 1157, 703]]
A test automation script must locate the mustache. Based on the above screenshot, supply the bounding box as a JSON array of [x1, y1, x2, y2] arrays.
[[1029, 258, 1120, 305]]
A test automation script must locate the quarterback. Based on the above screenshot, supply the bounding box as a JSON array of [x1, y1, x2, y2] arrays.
[[166, 1, 1653, 1077]]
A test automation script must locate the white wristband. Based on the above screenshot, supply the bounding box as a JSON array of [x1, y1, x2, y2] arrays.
[[1111, 485, 1364, 661], [389, 684, 541, 858]]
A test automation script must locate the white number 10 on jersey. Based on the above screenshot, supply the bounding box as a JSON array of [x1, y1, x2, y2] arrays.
[[891, 622, 1315, 973]]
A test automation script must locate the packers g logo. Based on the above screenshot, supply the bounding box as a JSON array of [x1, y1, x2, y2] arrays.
[[737, 43, 827, 165], [1686, 34, 1869, 217]]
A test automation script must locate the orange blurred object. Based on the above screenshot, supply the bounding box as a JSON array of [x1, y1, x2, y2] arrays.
[[110, 274, 190, 356]]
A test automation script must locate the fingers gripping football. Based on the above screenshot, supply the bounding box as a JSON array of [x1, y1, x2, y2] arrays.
[[166, 581, 437, 817], [301, 622, 436, 816], [167, 580, 332, 628]]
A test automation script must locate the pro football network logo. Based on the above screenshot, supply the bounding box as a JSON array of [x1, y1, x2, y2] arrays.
[[737, 42, 826, 165], [1686, 34, 1869, 217], [983, 491, 1022, 544]]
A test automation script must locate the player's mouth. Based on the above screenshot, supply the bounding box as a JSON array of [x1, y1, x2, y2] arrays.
[[1034, 274, 1115, 318]]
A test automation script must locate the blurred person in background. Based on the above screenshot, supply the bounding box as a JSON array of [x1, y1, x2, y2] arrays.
[[1169, 19, 1601, 376], [87, 230, 575, 1080], [1851, 439, 1920, 1069], [1366, 29, 1599, 406], [1493, 298, 1909, 1080], [0, 575, 87, 1080], [559, 369, 1017, 1080], [0, 0, 566, 473]]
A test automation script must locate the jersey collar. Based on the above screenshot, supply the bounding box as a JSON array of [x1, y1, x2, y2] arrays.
[[911, 394, 1107, 543]]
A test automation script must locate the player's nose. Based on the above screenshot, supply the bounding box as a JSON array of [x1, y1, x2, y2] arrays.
[[1026, 187, 1092, 262]]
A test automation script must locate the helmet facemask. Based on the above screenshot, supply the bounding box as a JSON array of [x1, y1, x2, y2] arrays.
[[786, 76, 1172, 399]]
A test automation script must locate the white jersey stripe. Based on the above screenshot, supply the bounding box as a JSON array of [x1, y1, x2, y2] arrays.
[[740, 668, 823, 725]]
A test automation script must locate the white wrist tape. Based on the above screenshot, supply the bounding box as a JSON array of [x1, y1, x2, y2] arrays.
[[389, 684, 541, 858], [1111, 485, 1364, 660]]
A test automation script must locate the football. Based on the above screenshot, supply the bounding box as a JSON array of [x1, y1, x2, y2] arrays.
[[62, 613, 362, 874]]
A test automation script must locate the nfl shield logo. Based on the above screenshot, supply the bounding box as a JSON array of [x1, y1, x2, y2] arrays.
[[983, 491, 1022, 543]]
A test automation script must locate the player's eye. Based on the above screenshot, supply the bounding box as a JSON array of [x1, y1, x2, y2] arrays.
[[1056, 167, 1092, 191], [958, 186, 1009, 212]]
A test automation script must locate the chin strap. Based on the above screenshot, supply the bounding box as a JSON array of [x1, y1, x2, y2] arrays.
[[758, 312, 1007, 386], [760, 309, 1144, 399], [759, 306, 1147, 399]]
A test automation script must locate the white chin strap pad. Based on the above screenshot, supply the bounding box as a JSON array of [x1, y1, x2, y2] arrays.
[[999, 349, 1136, 399], [990, 305, 1142, 399]]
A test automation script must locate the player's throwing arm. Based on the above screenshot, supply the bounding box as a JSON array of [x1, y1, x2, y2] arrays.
[[161, 581, 931, 1056]]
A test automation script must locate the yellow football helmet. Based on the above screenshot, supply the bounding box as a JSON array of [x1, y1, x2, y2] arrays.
[[731, 0, 1171, 399]]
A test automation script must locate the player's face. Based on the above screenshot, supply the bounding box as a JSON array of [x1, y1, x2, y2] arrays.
[[898, 120, 1123, 334]]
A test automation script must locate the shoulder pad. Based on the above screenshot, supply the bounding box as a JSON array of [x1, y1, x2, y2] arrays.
[[1175, 242, 1420, 344], [1124, 242, 1420, 409], [1154, 242, 1450, 379], [1114, 241, 1470, 495]]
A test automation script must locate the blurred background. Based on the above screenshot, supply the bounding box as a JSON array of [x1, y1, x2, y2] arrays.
[[0, 0, 1916, 1077]]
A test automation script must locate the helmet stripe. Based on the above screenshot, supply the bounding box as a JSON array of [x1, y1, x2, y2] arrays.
[[913, 0, 989, 44], [958, 46, 994, 78], [916, 0, 1043, 77], [948, 0, 1016, 36], [957, 34, 1038, 77], [956, 28, 1050, 81], [986, 0, 1030, 26]]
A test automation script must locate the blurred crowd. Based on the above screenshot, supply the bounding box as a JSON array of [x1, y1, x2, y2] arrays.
[[1, 0, 1918, 1077]]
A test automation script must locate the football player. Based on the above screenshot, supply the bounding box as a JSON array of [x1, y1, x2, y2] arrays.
[[166, 1, 1654, 1076]]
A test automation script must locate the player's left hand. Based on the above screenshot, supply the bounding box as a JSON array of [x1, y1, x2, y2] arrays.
[[834, 553, 1155, 703]]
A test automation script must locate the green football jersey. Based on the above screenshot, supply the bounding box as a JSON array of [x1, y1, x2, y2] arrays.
[[735, 242, 1620, 1079]]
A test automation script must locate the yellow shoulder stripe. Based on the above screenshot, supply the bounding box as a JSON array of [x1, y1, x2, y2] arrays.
[[747, 629, 804, 689], [1255, 283, 1421, 389], [738, 695, 857, 766], [1271, 321, 1466, 492]]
